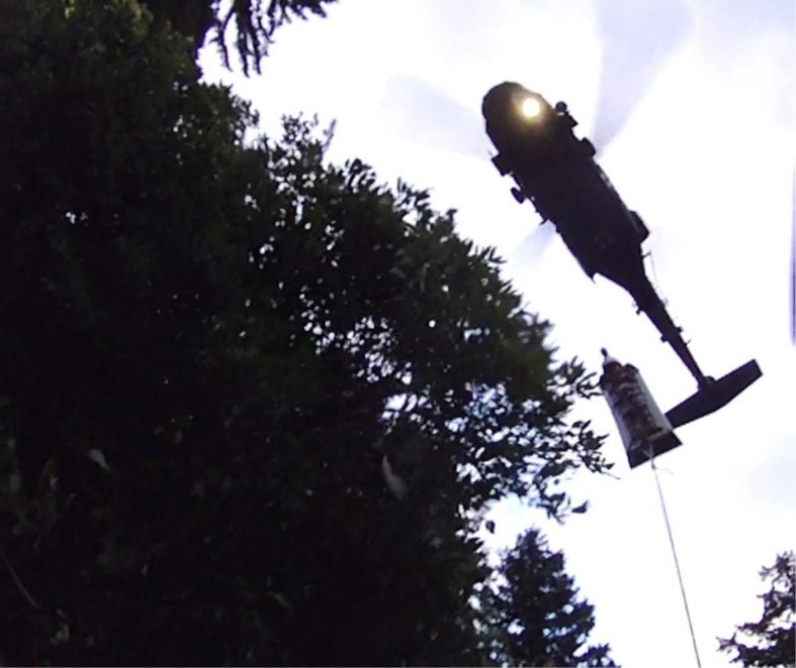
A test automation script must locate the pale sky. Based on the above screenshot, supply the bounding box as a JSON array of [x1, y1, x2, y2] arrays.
[[200, 1, 795, 665]]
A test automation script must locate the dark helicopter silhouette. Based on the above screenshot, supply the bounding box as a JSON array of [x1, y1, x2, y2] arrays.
[[482, 82, 761, 430]]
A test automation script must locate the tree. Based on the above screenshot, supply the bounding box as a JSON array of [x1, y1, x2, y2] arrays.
[[141, 0, 338, 73], [719, 552, 795, 667], [482, 528, 616, 667], [0, 0, 613, 664]]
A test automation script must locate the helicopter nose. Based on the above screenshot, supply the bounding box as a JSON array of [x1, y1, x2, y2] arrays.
[[482, 82, 551, 138], [482, 82, 533, 118]]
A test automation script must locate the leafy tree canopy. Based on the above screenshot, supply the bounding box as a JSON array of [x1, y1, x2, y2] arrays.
[[141, 0, 338, 73], [719, 552, 796, 667], [0, 0, 613, 664]]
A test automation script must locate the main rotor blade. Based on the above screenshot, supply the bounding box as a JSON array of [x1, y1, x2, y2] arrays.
[[513, 223, 556, 267], [381, 74, 490, 160], [592, 0, 691, 151]]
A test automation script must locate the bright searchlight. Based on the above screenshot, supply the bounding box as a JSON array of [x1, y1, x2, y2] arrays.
[[520, 97, 542, 118]]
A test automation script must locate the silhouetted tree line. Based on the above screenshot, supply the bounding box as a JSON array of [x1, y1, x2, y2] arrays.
[[719, 552, 795, 667], [0, 0, 616, 664]]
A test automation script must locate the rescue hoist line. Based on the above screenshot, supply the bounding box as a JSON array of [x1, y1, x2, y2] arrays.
[[648, 446, 702, 668]]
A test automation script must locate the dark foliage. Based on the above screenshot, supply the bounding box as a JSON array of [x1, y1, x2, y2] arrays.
[[142, 0, 338, 73], [0, 0, 613, 664], [481, 528, 616, 667], [719, 552, 796, 667]]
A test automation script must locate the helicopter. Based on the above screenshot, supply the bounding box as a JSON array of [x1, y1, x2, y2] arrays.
[[482, 81, 761, 448]]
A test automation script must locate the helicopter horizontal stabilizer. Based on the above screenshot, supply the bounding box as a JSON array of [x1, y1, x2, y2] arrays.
[[665, 360, 762, 430]]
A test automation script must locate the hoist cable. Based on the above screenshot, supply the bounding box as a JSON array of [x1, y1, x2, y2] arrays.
[[650, 452, 702, 668]]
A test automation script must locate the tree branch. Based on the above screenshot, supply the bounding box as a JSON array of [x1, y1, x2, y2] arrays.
[[0, 548, 40, 612]]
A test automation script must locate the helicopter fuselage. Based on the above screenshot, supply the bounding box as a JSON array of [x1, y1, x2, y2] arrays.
[[481, 81, 762, 445], [485, 84, 649, 290], [482, 82, 707, 385]]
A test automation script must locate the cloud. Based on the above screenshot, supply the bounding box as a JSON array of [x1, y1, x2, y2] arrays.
[[420, 0, 516, 65], [689, 0, 794, 56]]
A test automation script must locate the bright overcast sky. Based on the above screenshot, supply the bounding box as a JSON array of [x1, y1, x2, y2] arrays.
[[200, 1, 795, 665]]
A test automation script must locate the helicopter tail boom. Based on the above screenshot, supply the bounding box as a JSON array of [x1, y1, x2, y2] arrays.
[[630, 278, 709, 387]]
